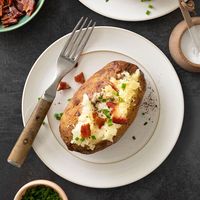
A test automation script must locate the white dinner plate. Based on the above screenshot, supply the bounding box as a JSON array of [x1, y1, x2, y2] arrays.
[[78, 0, 179, 21], [22, 26, 184, 188]]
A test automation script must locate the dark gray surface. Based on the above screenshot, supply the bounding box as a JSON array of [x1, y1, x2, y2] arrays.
[[0, 0, 200, 199]]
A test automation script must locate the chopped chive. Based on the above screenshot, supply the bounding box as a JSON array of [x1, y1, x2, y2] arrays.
[[102, 109, 111, 118], [107, 118, 113, 126], [113, 91, 119, 96], [75, 137, 79, 141], [121, 83, 126, 90], [54, 113, 63, 120], [98, 95, 107, 102], [148, 4, 153, 9], [146, 10, 151, 15], [21, 185, 62, 200], [80, 138, 85, 142], [91, 135, 96, 140]]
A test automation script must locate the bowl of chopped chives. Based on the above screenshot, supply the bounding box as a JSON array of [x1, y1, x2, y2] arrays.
[[14, 180, 68, 200]]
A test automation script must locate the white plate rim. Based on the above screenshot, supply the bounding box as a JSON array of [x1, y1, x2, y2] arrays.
[[78, 1, 179, 21], [21, 26, 184, 188]]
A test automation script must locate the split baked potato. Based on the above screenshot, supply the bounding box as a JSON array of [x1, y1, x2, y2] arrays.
[[60, 61, 146, 154]]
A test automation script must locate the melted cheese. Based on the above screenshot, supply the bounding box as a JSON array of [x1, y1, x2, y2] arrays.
[[111, 70, 140, 117], [71, 69, 141, 150]]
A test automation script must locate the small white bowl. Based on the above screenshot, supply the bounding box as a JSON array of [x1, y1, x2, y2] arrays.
[[14, 180, 68, 200]]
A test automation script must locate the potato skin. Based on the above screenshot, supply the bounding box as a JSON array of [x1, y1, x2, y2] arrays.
[[60, 61, 146, 154]]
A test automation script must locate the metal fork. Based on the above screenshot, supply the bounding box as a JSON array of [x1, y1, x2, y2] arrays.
[[8, 17, 96, 168]]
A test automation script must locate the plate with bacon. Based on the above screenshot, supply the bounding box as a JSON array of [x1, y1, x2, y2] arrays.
[[0, 0, 45, 32], [22, 26, 184, 188]]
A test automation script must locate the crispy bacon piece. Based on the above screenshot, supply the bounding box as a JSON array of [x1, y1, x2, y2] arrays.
[[1, 5, 22, 27], [81, 123, 91, 138], [8, 0, 12, 6], [106, 102, 117, 114], [74, 72, 85, 84], [22, 0, 35, 16], [106, 102, 117, 109], [0, 5, 3, 17], [107, 101, 128, 124], [0, 0, 4, 16], [15, 0, 35, 15], [57, 81, 71, 91], [93, 112, 106, 129], [112, 116, 128, 124]]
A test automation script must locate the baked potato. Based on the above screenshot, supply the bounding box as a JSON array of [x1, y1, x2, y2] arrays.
[[60, 61, 146, 154]]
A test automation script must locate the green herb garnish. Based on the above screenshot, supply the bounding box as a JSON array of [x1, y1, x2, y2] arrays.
[[75, 137, 79, 141], [21, 185, 62, 200], [80, 138, 85, 142], [102, 109, 111, 118], [107, 118, 113, 126], [67, 98, 71, 101], [98, 95, 107, 102], [54, 113, 63, 120], [146, 10, 151, 15], [113, 91, 119, 96], [121, 83, 126, 90], [91, 135, 96, 140], [148, 4, 153, 9]]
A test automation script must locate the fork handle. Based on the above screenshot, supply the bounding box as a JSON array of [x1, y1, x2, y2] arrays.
[[7, 99, 52, 168]]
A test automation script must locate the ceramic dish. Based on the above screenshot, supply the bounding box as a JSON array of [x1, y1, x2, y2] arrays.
[[14, 180, 68, 200], [22, 26, 184, 188], [78, 0, 179, 21], [0, 0, 45, 32]]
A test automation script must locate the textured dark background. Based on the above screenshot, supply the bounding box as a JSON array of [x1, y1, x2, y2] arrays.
[[0, 1, 200, 199]]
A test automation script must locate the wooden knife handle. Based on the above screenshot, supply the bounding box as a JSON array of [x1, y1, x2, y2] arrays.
[[7, 98, 52, 168]]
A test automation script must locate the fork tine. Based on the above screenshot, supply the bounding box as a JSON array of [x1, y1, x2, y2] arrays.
[[73, 22, 96, 61], [70, 19, 93, 59], [60, 17, 84, 56], [65, 17, 88, 57]]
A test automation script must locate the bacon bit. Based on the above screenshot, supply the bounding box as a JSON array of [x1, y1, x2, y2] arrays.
[[22, 0, 35, 16], [81, 123, 91, 138], [57, 81, 71, 91], [74, 72, 85, 84], [109, 82, 119, 92], [93, 112, 106, 128], [112, 116, 128, 124], [106, 102, 117, 114], [8, 0, 12, 6], [106, 102, 117, 109], [0, 5, 2, 17]]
